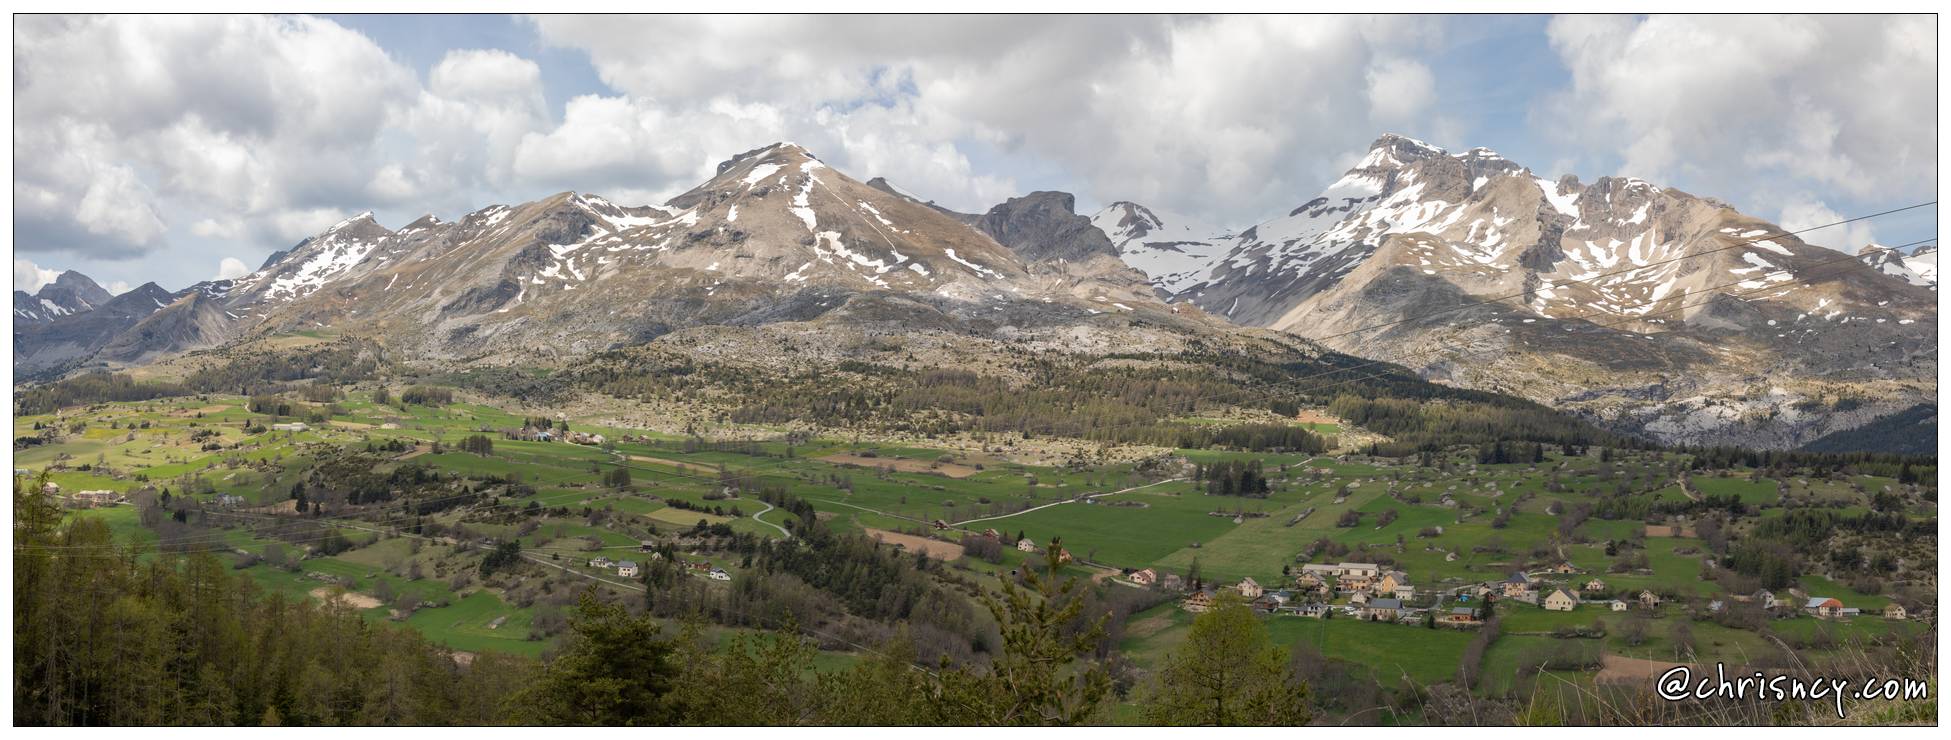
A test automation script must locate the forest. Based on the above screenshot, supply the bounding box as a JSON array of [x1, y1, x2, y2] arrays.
[[13, 478, 1318, 726]]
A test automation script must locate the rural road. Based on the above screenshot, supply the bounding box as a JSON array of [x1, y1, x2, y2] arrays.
[[950, 477, 1185, 527], [750, 500, 793, 538]]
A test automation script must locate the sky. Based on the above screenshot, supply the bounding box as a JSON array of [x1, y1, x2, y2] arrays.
[[12, 13, 1939, 294]]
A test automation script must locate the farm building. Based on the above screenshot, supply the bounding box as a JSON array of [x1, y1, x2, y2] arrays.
[[1376, 571, 1408, 595], [616, 561, 640, 578], [1286, 603, 1329, 619], [1501, 573, 1534, 598], [1438, 607, 1481, 626], [589, 557, 614, 569], [1884, 603, 1907, 620], [1583, 578, 1608, 593], [1363, 598, 1403, 621], [1543, 589, 1579, 612], [1804, 597, 1846, 619], [1237, 577, 1263, 599], [1181, 591, 1214, 613], [68, 490, 121, 508], [1129, 568, 1157, 587], [1610, 600, 1629, 612], [270, 422, 308, 432], [1638, 590, 1663, 608], [1016, 538, 1038, 553]]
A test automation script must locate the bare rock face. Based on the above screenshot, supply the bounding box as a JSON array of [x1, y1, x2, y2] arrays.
[[975, 191, 1120, 263], [1097, 133, 1936, 449]]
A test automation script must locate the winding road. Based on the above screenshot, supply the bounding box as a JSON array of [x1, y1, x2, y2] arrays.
[[950, 477, 1185, 527], [749, 500, 793, 538]]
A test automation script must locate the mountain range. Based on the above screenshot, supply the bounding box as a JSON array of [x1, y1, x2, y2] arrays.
[[14, 136, 1937, 450], [1095, 135, 1936, 448]]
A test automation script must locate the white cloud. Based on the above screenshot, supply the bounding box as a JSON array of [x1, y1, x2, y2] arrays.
[[15, 258, 61, 293], [16, 13, 1932, 292], [1366, 58, 1436, 124], [214, 257, 253, 281], [191, 218, 244, 239], [1778, 197, 1878, 253], [526, 14, 1451, 221], [13, 14, 416, 258], [1542, 14, 1935, 209]]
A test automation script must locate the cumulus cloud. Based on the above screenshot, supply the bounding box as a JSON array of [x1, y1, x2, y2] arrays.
[[13, 14, 416, 258], [1778, 197, 1879, 253], [1366, 58, 1437, 124], [1542, 14, 1935, 210], [214, 257, 253, 281], [15, 258, 61, 293], [525, 14, 1452, 221]]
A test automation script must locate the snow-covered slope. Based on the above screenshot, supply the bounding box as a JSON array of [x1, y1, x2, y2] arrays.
[[1860, 243, 1936, 288], [1090, 202, 1231, 295]]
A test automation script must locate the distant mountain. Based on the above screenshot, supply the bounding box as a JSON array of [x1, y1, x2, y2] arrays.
[[1090, 201, 1230, 295], [13, 270, 113, 324], [1097, 134, 1937, 449], [14, 282, 180, 375], [1859, 243, 1936, 289], [18, 143, 1181, 376]]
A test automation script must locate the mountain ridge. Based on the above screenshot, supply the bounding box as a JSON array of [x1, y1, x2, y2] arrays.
[[1093, 133, 1936, 449]]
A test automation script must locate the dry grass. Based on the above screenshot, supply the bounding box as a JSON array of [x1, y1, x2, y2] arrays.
[[862, 528, 965, 560]]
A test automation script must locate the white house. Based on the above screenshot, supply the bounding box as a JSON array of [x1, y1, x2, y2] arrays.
[[616, 561, 640, 578]]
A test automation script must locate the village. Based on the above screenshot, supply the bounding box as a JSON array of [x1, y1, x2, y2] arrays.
[[1148, 558, 1915, 628]]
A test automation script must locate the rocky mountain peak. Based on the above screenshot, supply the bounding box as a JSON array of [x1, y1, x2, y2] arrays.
[[50, 270, 113, 303], [13, 269, 115, 325], [974, 191, 1120, 263], [1358, 133, 1448, 170]]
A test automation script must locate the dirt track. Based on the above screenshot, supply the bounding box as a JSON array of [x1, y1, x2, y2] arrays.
[[821, 453, 981, 478], [309, 587, 383, 610], [863, 528, 965, 560], [1595, 654, 1690, 684]]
